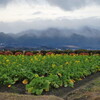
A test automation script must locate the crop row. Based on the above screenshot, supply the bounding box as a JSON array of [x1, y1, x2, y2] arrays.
[[0, 54, 100, 95], [0, 51, 91, 56], [0, 49, 100, 56]]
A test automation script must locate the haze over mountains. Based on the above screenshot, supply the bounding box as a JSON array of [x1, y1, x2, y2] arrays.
[[0, 27, 100, 50]]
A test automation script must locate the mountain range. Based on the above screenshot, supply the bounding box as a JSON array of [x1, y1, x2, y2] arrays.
[[0, 27, 100, 50]]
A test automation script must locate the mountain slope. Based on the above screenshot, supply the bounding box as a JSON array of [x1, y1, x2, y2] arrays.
[[0, 27, 100, 49]]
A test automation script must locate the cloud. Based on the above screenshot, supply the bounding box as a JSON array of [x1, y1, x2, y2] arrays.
[[0, 0, 47, 7], [0, 0, 100, 33], [0, 3, 100, 22], [0, 17, 100, 33], [1, 0, 100, 10], [47, 0, 87, 10], [47, 0, 100, 10], [0, 0, 12, 7]]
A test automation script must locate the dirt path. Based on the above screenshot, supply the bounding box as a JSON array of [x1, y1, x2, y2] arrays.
[[65, 76, 100, 100], [0, 93, 63, 100]]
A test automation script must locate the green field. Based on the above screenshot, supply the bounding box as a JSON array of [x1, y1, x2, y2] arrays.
[[0, 54, 100, 95]]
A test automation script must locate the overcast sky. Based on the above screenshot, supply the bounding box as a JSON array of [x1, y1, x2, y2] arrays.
[[0, 0, 100, 33]]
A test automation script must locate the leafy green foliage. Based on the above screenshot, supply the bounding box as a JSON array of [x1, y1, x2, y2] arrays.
[[0, 54, 100, 95]]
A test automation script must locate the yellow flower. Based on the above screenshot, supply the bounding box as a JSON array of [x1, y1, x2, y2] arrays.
[[8, 85, 11, 88], [22, 79, 28, 85], [65, 62, 69, 64], [6, 60, 9, 62], [35, 74, 39, 77], [75, 60, 80, 63], [30, 59, 34, 63]]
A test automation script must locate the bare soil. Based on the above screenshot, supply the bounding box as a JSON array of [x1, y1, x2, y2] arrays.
[[65, 74, 100, 100]]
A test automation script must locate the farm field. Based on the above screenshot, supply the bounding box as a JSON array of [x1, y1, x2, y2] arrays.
[[0, 73, 99, 100], [0, 54, 100, 95]]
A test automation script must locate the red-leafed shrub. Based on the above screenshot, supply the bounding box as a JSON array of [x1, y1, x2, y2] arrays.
[[4, 51, 13, 55], [0, 51, 4, 55], [15, 52, 23, 56], [79, 53, 89, 55], [25, 52, 34, 56], [60, 53, 66, 55], [46, 52, 55, 55]]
